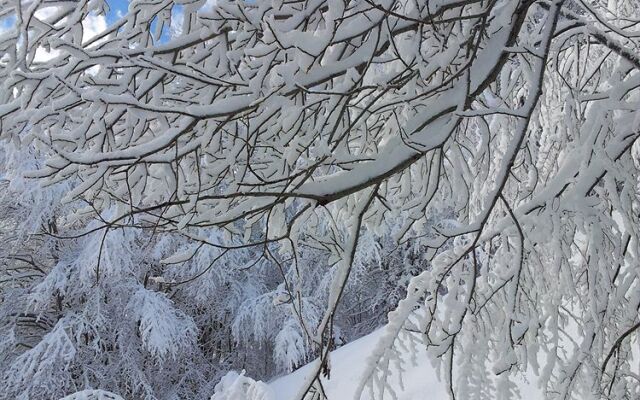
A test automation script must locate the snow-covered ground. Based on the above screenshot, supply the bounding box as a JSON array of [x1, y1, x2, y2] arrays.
[[214, 319, 640, 400], [59, 323, 639, 400], [266, 328, 541, 400], [270, 328, 447, 400]]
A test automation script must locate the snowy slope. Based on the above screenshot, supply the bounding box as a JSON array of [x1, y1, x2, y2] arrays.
[[268, 328, 542, 400], [270, 329, 447, 400]]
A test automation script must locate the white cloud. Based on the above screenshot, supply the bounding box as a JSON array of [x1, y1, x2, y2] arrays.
[[171, 7, 184, 37], [33, 48, 60, 63], [205, 0, 217, 10], [32, 9, 107, 63], [82, 13, 108, 45], [33, 7, 64, 62], [34, 6, 59, 21]]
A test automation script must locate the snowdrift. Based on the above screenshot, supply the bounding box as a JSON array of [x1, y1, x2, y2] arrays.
[[211, 328, 543, 400]]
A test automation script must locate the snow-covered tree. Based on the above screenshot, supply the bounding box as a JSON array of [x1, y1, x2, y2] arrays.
[[1, 0, 640, 399]]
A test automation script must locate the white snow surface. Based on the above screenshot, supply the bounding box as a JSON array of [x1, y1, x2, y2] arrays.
[[267, 328, 542, 400]]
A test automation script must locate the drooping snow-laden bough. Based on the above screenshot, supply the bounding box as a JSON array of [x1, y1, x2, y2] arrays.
[[0, 0, 639, 398]]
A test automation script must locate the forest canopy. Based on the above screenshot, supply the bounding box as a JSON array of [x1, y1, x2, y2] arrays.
[[0, 0, 639, 399]]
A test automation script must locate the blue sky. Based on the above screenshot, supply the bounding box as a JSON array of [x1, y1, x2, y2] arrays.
[[106, 0, 130, 24], [0, 14, 15, 32], [105, 0, 176, 43], [0, 1, 129, 33], [0, 0, 177, 44]]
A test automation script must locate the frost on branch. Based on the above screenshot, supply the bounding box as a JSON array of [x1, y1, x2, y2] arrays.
[[210, 371, 274, 400], [1, 0, 640, 398], [59, 389, 124, 400], [128, 287, 198, 361], [2, 318, 76, 400]]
